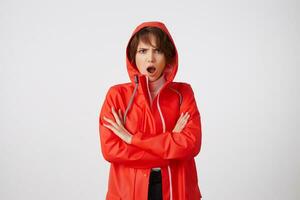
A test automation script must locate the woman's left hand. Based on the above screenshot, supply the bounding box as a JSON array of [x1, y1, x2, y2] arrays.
[[103, 107, 133, 144]]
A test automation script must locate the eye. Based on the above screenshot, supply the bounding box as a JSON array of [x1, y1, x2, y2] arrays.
[[138, 49, 147, 54], [154, 49, 162, 54]]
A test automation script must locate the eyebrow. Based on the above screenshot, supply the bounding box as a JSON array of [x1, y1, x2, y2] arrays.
[[137, 47, 159, 50]]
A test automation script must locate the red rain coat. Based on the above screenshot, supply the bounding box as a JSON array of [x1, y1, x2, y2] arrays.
[[99, 21, 202, 200]]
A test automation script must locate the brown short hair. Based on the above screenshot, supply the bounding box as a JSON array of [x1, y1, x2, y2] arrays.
[[127, 27, 176, 65]]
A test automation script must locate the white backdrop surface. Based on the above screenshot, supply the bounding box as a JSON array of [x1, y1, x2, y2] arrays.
[[1, 0, 299, 199]]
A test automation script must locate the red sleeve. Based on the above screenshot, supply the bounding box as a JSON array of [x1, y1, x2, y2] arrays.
[[131, 84, 202, 160], [99, 86, 169, 168]]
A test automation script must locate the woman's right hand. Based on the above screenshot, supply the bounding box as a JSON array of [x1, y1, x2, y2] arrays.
[[172, 112, 190, 133]]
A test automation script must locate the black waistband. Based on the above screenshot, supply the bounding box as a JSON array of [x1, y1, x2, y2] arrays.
[[149, 170, 162, 184]]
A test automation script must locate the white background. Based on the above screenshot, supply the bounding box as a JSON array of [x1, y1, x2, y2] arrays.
[[1, 0, 299, 199]]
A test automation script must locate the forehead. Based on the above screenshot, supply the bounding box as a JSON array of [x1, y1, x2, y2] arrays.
[[137, 33, 159, 48]]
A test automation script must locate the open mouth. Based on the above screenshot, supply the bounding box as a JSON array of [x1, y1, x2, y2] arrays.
[[146, 66, 156, 74]]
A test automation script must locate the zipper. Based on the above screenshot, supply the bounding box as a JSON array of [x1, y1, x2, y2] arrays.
[[157, 92, 173, 199], [157, 92, 173, 200], [146, 76, 153, 107], [146, 77, 173, 200], [157, 92, 166, 133]]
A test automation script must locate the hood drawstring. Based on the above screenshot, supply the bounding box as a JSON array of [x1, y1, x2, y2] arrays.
[[123, 74, 139, 124]]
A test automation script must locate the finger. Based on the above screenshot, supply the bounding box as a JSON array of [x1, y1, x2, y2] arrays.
[[178, 113, 190, 127], [173, 124, 179, 132], [173, 120, 184, 133], [103, 123, 114, 131], [104, 124, 130, 143], [111, 107, 122, 126], [172, 126, 180, 133], [178, 112, 188, 122], [103, 116, 114, 124], [176, 123, 186, 132], [183, 112, 189, 120], [174, 113, 186, 129], [180, 118, 189, 128], [180, 113, 189, 123], [103, 116, 119, 129], [176, 113, 184, 124], [179, 112, 183, 118], [180, 114, 191, 127], [104, 123, 121, 136], [178, 112, 188, 121], [118, 109, 123, 124], [173, 112, 190, 133]]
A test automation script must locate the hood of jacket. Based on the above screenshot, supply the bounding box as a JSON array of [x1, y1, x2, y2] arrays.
[[126, 21, 178, 85]]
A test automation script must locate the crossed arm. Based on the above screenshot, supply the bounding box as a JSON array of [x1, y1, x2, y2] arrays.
[[99, 85, 201, 165], [103, 106, 190, 144]]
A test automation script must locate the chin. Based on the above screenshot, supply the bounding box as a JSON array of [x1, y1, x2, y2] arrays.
[[148, 77, 157, 82]]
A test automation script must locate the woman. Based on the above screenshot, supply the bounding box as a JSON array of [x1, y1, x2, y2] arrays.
[[99, 21, 202, 200]]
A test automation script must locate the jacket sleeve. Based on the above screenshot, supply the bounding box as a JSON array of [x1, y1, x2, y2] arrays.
[[99, 86, 169, 168], [131, 84, 202, 160]]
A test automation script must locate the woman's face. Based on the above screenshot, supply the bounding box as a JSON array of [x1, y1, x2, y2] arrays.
[[135, 34, 166, 82]]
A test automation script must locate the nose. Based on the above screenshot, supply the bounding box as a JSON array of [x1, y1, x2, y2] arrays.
[[147, 50, 155, 63]]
